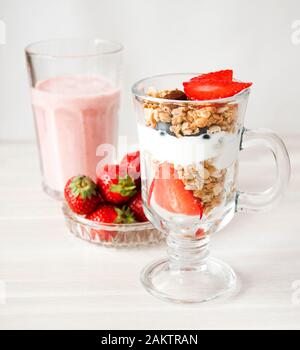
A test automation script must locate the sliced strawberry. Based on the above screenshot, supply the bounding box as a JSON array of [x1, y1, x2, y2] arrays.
[[153, 162, 203, 217], [147, 178, 156, 206], [190, 69, 233, 82], [183, 79, 252, 101]]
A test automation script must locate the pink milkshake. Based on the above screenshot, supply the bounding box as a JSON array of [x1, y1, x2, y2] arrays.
[[32, 75, 120, 197]]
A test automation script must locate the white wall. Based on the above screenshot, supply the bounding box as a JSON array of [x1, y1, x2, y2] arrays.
[[0, 0, 300, 142]]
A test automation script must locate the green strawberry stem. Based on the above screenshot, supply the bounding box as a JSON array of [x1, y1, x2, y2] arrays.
[[115, 207, 136, 224], [69, 175, 97, 199], [110, 175, 136, 197]]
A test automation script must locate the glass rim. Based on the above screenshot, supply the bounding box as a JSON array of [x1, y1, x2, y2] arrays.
[[25, 37, 124, 59], [132, 72, 251, 104], [62, 203, 154, 232]]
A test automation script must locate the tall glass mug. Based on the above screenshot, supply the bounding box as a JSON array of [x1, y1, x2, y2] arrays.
[[132, 73, 291, 303], [26, 38, 123, 200]]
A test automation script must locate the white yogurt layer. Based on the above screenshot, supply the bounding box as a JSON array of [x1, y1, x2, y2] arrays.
[[138, 125, 240, 169]]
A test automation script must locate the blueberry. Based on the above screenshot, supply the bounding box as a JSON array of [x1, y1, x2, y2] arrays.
[[199, 127, 208, 135], [156, 122, 169, 132], [202, 134, 211, 140], [159, 131, 166, 136], [156, 122, 175, 136]]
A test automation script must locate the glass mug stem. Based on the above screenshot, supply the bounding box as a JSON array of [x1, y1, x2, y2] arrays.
[[141, 233, 236, 303], [167, 234, 210, 271], [237, 128, 291, 213]]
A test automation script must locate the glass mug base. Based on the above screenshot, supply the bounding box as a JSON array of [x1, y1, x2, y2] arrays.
[[141, 257, 236, 304]]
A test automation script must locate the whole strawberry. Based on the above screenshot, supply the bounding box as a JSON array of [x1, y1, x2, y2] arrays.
[[128, 192, 148, 222], [87, 204, 136, 224], [120, 151, 141, 187], [64, 175, 101, 215], [87, 204, 136, 241], [97, 164, 136, 205]]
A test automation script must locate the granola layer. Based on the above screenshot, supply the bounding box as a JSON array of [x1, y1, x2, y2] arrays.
[[144, 88, 238, 137], [176, 161, 226, 215]]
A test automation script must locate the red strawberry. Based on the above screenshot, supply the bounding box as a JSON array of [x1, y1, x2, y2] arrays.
[[190, 69, 233, 82], [183, 79, 252, 101], [120, 151, 141, 186], [64, 175, 102, 215], [151, 163, 203, 217], [128, 192, 148, 222], [87, 204, 135, 241], [97, 164, 136, 205]]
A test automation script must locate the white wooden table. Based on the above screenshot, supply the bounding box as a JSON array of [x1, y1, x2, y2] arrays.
[[0, 136, 299, 330]]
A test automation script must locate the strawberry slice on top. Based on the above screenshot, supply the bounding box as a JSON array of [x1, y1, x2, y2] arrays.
[[183, 69, 252, 101], [183, 79, 252, 101], [190, 69, 233, 82]]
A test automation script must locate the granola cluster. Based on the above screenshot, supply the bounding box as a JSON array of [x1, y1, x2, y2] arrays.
[[176, 161, 226, 215], [144, 88, 238, 137]]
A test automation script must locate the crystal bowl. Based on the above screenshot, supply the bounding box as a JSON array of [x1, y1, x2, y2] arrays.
[[62, 204, 165, 247]]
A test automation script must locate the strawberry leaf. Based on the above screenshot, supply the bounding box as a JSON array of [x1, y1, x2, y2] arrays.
[[110, 175, 137, 197], [69, 176, 97, 199]]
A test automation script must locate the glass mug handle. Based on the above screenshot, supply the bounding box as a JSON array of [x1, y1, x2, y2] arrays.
[[236, 128, 291, 213]]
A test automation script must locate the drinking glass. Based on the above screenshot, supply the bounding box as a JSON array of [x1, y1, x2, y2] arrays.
[[132, 73, 291, 303], [25, 38, 123, 200]]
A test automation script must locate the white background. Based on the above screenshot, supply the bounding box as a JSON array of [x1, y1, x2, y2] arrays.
[[0, 0, 300, 142]]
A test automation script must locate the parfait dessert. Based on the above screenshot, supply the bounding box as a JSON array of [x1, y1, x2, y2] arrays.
[[132, 70, 253, 303], [134, 70, 252, 238]]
